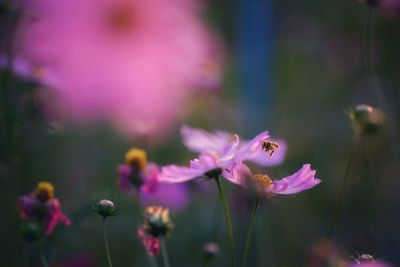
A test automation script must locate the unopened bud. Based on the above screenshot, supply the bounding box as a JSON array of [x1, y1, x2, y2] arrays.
[[348, 104, 385, 135], [144, 206, 173, 237], [93, 199, 118, 218], [203, 242, 219, 259]]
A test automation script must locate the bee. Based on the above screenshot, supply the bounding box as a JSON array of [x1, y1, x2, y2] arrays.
[[261, 141, 279, 157]]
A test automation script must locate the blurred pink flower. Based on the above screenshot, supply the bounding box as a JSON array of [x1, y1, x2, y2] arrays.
[[17, 182, 71, 236], [117, 148, 189, 211], [14, 0, 224, 138], [159, 126, 287, 183]]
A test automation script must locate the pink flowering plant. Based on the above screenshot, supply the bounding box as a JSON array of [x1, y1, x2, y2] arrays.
[[17, 181, 70, 240]]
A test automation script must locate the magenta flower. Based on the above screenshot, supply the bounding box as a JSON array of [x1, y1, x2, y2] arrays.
[[17, 182, 71, 237], [227, 163, 320, 197], [137, 227, 161, 256], [159, 126, 286, 183], [118, 148, 189, 211], [14, 0, 225, 138]]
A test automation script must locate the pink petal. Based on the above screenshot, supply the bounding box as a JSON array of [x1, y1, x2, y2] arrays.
[[181, 125, 233, 154]]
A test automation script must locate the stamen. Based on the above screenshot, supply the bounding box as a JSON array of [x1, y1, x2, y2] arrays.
[[251, 174, 273, 188], [261, 141, 279, 156]]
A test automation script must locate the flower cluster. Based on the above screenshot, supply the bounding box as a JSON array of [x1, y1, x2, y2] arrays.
[[17, 182, 71, 240], [137, 206, 173, 256], [159, 125, 320, 198]]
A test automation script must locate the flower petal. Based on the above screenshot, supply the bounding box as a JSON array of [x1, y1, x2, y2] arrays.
[[268, 164, 320, 195], [159, 164, 204, 183], [181, 125, 233, 154]]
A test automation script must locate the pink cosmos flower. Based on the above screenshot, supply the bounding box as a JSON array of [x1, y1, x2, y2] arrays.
[[226, 163, 320, 196], [14, 0, 224, 138], [159, 126, 286, 183]]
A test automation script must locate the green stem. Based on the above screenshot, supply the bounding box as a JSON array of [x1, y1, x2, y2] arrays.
[[214, 177, 236, 267], [103, 218, 113, 267], [39, 241, 49, 267], [365, 6, 373, 86], [326, 136, 357, 239], [160, 238, 170, 267], [241, 199, 260, 267], [146, 250, 159, 267]]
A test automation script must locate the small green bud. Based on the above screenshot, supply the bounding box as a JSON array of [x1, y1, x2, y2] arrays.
[[93, 199, 118, 218], [348, 104, 385, 135], [21, 221, 43, 242]]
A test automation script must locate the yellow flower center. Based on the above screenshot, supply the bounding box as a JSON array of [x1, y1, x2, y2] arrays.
[[251, 174, 273, 188], [125, 148, 147, 170], [34, 182, 55, 202]]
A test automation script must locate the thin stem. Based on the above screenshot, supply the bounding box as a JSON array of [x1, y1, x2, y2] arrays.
[[146, 251, 159, 267], [160, 238, 170, 267], [241, 199, 260, 267], [326, 136, 357, 240], [103, 218, 113, 267], [214, 178, 236, 267], [364, 6, 373, 85], [39, 241, 49, 267]]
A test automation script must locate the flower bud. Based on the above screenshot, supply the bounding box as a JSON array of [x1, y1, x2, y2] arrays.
[[348, 104, 385, 135], [144, 206, 173, 237], [93, 199, 118, 218], [203, 242, 219, 259], [21, 221, 43, 242]]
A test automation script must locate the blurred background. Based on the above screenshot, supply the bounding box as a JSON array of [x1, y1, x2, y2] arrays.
[[1, 0, 400, 266]]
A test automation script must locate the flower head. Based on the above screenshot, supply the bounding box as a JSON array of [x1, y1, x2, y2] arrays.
[[93, 199, 118, 218], [348, 104, 385, 135], [203, 242, 220, 259], [143, 206, 173, 237], [137, 205, 173, 256], [117, 147, 158, 192], [230, 163, 321, 198], [118, 147, 190, 211], [159, 125, 287, 184], [17, 181, 71, 239]]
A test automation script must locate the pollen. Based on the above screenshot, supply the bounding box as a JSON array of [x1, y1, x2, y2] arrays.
[[261, 141, 279, 156], [125, 148, 147, 170], [34, 181, 55, 202], [251, 174, 273, 188]]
